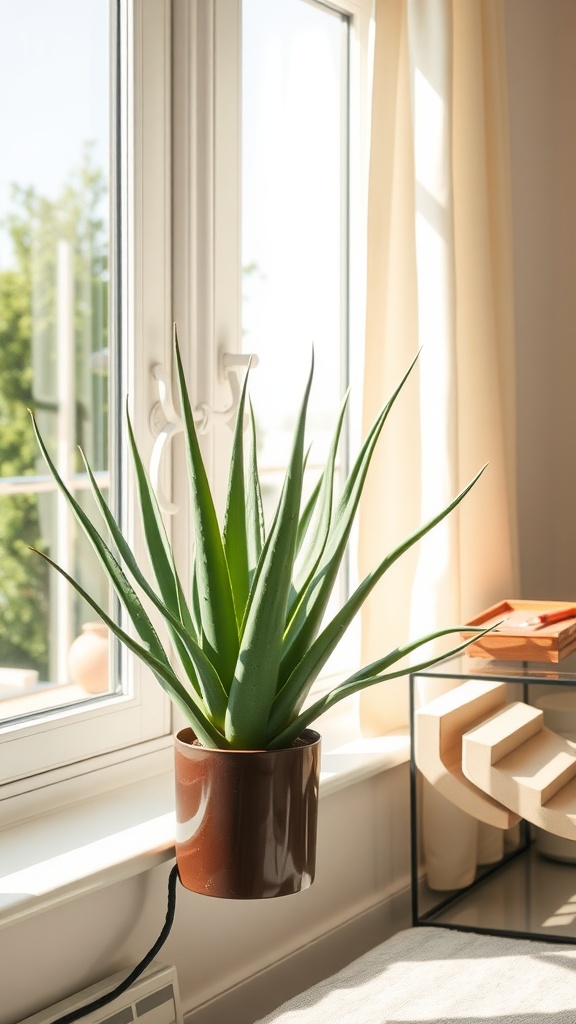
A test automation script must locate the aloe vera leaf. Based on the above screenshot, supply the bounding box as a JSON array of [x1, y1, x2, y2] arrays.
[[32, 410, 229, 727], [295, 472, 321, 557], [223, 367, 252, 628], [224, 359, 314, 749], [80, 443, 196, 645], [30, 412, 172, 657], [173, 327, 239, 690], [79, 448, 228, 726], [244, 439, 312, 631], [267, 466, 485, 735], [337, 623, 497, 688], [279, 354, 420, 684], [240, 424, 288, 623], [32, 548, 227, 748], [245, 400, 265, 579], [125, 413, 229, 721], [79, 445, 178, 616], [268, 625, 494, 749], [290, 389, 349, 602], [190, 555, 202, 636], [125, 406, 196, 636]]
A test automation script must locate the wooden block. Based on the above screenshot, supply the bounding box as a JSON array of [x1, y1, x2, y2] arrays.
[[467, 702, 543, 765], [415, 680, 520, 829], [461, 599, 576, 662], [462, 704, 576, 839]]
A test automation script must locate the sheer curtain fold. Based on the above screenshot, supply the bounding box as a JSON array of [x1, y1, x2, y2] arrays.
[[359, 0, 519, 888]]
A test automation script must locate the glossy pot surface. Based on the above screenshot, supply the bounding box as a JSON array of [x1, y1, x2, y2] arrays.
[[174, 728, 321, 899]]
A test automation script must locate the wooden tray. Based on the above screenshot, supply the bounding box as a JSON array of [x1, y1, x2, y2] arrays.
[[461, 599, 576, 662]]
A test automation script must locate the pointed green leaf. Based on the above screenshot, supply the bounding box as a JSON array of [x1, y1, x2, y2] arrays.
[[267, 466, 485, 736], [32, 548, 227, 748], [295, 466, 321, 557], [125, 405, 196, 634], [124, 412, 230, 720], [173, 326, 239, 690], [268, 624, 494, 749], [290, 388, 349, 608], [222, 366, 252, 627], [245, 400, 265, 577], [224, 358, 314, 748], [190, 554, 202, 636], [278, 353, 420, 684], [33, 410, 228, 729], [79, 446, 228, 727], [30, 411, 170, 658]]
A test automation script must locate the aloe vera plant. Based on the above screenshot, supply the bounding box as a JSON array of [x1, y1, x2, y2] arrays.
[[30, 328, 486, 750]]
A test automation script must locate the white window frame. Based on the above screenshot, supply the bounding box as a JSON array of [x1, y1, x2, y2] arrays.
[[0, 0, 174, 820], [1, 0, 373, 826]]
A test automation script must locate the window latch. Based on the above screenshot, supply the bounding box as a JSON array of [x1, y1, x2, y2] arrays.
[[149, 352, 258, 514]]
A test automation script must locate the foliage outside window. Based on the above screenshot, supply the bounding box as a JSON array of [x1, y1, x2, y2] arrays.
[[0, 154, 108, 681]]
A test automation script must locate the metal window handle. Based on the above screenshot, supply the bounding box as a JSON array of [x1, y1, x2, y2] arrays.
[[149, 364, 184, 515], [149, 352, 258, 514]]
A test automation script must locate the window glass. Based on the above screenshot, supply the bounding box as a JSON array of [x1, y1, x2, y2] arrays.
[[242, 0, 349, 520], [0, 0, 112, 722]]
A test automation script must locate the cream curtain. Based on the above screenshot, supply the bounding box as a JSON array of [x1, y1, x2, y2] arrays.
[[359, 0, 519, 888]]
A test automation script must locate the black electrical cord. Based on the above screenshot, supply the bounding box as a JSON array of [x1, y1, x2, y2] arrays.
[[50, 862, 180, 1024]]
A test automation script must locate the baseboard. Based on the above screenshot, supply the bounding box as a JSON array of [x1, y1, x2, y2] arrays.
[[184, 884, 412, 1024]]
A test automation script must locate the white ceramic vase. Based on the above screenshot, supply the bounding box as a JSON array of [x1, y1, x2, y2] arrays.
[[68, 621, 109, 694]]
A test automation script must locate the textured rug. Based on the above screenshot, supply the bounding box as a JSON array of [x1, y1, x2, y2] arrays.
[[256, 926, 576, 1023]]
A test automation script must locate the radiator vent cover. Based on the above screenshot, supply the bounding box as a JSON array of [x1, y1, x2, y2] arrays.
[[19, 961, 183, 1024]]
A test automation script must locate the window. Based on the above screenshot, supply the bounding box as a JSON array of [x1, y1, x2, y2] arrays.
[[2, 0, 372, 815], [241, 0, 350, 520], [1, 0, 171, 804], [241, 0, 360, 682], [172, 0, 371, 691], [0, 0, 112, 721]]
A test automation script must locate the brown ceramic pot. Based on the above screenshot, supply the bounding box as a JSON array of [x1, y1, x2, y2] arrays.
[[174, 727, 321, 899]]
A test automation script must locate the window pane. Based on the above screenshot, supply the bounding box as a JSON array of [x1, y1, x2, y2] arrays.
[[0, 0, 112, 721], [242, 0, 349, 520]]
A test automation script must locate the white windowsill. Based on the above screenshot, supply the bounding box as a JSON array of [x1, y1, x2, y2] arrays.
[[0, 729, 409, 933]]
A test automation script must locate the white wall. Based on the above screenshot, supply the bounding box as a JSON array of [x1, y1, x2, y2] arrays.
[[0, 765, 411, 1024], [506, 0, 576, 599]]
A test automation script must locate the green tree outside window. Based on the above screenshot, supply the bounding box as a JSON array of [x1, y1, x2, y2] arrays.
[[0, 150, 108, 679]]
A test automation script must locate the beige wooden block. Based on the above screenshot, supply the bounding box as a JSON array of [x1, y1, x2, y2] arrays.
[[471, 702, 543, 763], [462, 702, 576, 839], [415, 680, 520, 829]]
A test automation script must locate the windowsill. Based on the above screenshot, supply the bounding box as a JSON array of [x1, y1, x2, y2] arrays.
[[0, 680, 92, 718], [0, 729, 409, 933]]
